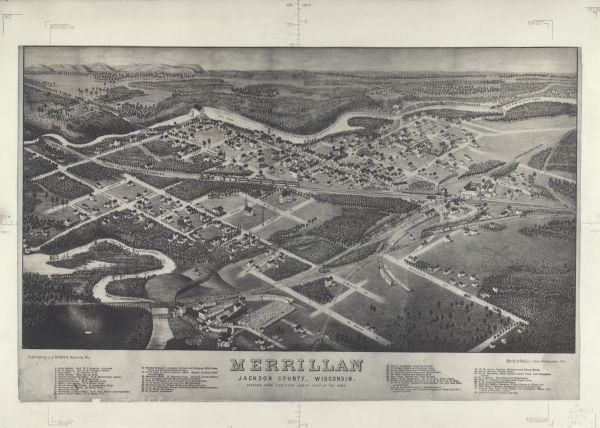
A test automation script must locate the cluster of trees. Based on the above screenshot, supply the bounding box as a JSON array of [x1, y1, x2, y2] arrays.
[[102, 146, 222, 175], [155, 158, 220, 174], [263, 256, 311, 281], [23, 209, 69, 235], [558, 129, 577, 146], [292, 278, 334, 304], [96, 86, 145, 103], [310, 192, 418, 214], [23, 154, 57, 179], [25, 85, 76, 107], [269, 223, 307, 243], [24, 84, 140, 145], [548, 178, 577, 200], [37, 172, 93, 200], [64, 109, 139, 144], [48, 241, 163, 271], [132, 173, 181, 189], [480, 262, 576, 353], [190, 154, 223, 171], [76, 134, 138, 156], [167, 179, 276, 201], [408, 180, 435, 192], [22, 180, 70, 235], [406, 109, 501, 121], [119, 309, 153, 350], [500, 102, 576, 121], [530, 183, 557, 201], [41, 209, 212, 265], [144, 139, 183, 157], [382, 299, 510, 352], [546, 145, 577, 173], [346, 116, 393, 138], [22, 272, 99, 306], [210, 239, 267, 268], [135, 76, 388, 135], [276, 235, 346, 264], [309, 208, 386, 247], [102, 146, 153, 168], [67, 161, 123, 182], [324, 241, 380, 268], [460, 159, 505, 178], [32, 138, 80, 164], [232, 84, 279, 97], [481, 222, 507, 232], [106, 277, 151, 299], [528, 147, 552, 170], [519, 218, 576, 241], [115, 101, 160, 121], [489, 162, 519, 179]]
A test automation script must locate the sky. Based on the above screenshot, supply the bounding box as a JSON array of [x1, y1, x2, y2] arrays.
[[24, 47, 578, 73]]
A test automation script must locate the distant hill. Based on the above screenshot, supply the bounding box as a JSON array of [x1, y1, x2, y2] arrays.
[[24, 62, 204, 74], [86, 62, 117, 73], [115, 63, 204, 74]]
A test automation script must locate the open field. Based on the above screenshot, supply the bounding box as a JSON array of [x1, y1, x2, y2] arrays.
[[145, 273, 192, 302], [476, 130, 566, 160], [263, 191, 310, 211], [226, 206, 278, 230], [334, 259, 511, 352], [254, 216, 302, 240], [291, 200, 343, 223], [419, 216, 575, 281], [198, 194, 247, 214], [472, 115, 576, 132]]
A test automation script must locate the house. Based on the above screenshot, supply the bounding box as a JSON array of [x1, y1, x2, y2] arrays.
[[394, 181, 409, 190], [279, 188, 295, 204], [423, 208, 437, 219], [211, 206, 225, 216]]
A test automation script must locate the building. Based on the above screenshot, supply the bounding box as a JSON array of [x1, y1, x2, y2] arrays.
[[211, 206, 225, 216], [423, 208, 437, 219], [279, 188, 295, 204], [461, 181, 479, 199], [243, 198, 253, 216]]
